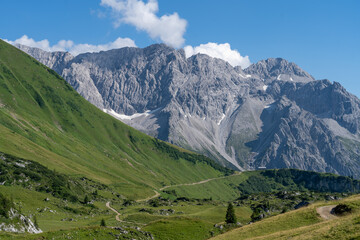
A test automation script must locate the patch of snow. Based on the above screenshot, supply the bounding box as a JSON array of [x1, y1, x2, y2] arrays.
[[264, 103, 275, 109], [263, 85, 268, 91], [239, 73, 251, 78], [217, 114, 226, 126], [277, 74, 281, 80], [103, 108, 161, 121]]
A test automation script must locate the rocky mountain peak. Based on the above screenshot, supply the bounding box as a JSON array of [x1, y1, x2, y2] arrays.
[[15, 44, 74, 73], [244, 57, 314, 84]]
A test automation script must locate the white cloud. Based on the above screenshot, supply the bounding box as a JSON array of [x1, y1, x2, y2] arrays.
[[4, 35, 136, 56], [4, 35, 54, 51], [184, 42, 251, 68], [101, 0, 187, 48]]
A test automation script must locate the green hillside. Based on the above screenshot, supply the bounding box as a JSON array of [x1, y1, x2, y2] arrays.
[[211, 194, 360, 240], [0, 39, 232, 199]]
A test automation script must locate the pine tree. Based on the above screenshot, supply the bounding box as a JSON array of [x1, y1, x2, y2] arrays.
[[225, 203, 237, 224], [100, 218, 106, 227]]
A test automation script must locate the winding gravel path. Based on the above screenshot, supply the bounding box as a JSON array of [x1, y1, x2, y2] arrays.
[[106, 201, 122, 222], [136, 190, 160, 202], [137, 172, 242, 202], [160, 172, 242, 191], [316, 205, 337, 220]]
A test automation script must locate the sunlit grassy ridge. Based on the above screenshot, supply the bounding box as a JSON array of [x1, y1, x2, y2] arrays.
[[211, 194, 360, 240], [0, 39, 232, 199]]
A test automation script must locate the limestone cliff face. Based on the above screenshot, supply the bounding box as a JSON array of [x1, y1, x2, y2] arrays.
[[18, 44, 360, 177]]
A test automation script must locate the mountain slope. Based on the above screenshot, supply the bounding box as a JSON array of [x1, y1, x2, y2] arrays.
[[16, 44, 360, 177], [0, 40, 233, 199], [211, 194, 360, 240]]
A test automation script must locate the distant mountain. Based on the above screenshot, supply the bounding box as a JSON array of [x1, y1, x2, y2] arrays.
[[16, 43, 360, 177]]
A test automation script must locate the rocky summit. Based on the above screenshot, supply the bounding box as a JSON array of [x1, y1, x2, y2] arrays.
[[17, 43, 360, 177]]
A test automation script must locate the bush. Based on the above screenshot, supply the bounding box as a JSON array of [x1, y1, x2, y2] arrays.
[[0, 193, 13, 218], [331, 204, 352, 215], [33, 215, 39, 229], [100, 218, 106, 227]]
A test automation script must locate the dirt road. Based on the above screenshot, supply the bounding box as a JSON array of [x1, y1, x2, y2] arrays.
[[316, 205, 337, 220], [159, 172, 241, 191], [136, 190, 160, 202], [106, 201, 122, 222], [136, 172, 241, 202]]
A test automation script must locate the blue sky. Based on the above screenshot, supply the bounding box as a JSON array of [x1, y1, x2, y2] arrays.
[[1, 0, 359, 96]]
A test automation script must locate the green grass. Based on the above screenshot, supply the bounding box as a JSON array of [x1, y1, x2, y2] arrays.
[[0, 185, 114, 232], [144, 217, 218, 240], [0, 39, 231, 199], [162, 173, 248, 201], [211, 205, 321, 239], [0, 226, 153, 240]]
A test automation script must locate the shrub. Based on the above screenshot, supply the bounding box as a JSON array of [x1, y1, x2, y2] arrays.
[[0, 193, 13, 218], [100, 218, 106, 227], [331, 204, 352, 215]]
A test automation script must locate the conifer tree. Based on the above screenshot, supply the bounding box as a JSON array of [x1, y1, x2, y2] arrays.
[[225, 202, 237, 224]]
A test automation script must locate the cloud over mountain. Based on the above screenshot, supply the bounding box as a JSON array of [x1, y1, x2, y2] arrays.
[[184, 42, 251, 68], [4, 35, 136, 56], [101, 0, 187, 48]]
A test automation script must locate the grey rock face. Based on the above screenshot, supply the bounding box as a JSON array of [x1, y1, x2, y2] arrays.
[[244, 58, 315, 84], [17, 44, 360, 177], [15, 44, 73, 74]]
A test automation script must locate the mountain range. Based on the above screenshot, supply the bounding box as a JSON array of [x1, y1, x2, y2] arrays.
[[0, 40, 233, 200], [16, 43, 360, 178]]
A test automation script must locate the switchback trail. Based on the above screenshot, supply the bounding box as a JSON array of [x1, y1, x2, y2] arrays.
[[136, 190, 160, 202], [316, 205, 337, 220], [106, 201, 122, 222], [159, 172, 242, 191]]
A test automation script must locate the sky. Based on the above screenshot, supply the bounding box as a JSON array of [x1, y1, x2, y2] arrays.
[[1, 0, 359, 96]]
